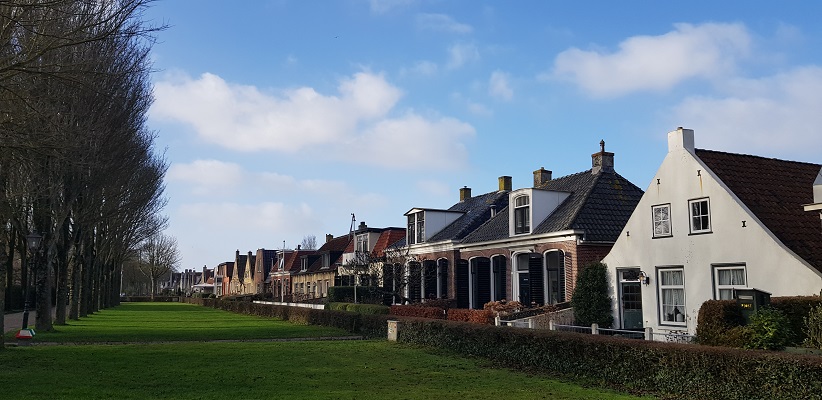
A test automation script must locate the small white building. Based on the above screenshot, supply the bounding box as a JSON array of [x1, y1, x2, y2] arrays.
[[603, 127, 822, 336]]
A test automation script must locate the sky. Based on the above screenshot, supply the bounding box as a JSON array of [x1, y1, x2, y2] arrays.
[[144, 0, 822, 270]]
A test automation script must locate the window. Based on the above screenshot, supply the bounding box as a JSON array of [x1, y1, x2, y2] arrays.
[[658, 268, 685, 325], [300, 258, 308, 272], [714, 265, 746, 300], [652, 204, 672, 238], [407, 212, 425, 244], [356, 234, 369, 253], [689, 198, 711, 234], [514, 195, 530, 234]]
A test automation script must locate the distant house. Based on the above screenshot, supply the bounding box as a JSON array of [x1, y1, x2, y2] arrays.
[[252, 249, 277, 294], [457, 142, 643, 309], [339, 223, 406, 301], [231, 251, 249, 295], [270, 246, 316, 302], [291, 234, 350, 300], [215, 261, 234, 297], [602, 128, 822, 335]]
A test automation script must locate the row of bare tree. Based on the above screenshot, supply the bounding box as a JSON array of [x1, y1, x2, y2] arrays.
[[0, 0, 173, 347]]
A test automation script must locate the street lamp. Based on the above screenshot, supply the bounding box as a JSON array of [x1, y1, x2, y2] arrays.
[[20, 232, 42, 332]]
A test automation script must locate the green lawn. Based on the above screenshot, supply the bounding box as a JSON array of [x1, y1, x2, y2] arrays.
[[5, 302, 349, 343], [0, 302, 650, 399]]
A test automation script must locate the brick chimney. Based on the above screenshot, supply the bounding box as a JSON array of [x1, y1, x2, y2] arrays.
[[533, 167, 552, 187], [460, 186, 472, 201], [498, 176, 512, 192], [326, 234, 333, 243], [358, 221, 367, 231], [591, 140, 614, 174]]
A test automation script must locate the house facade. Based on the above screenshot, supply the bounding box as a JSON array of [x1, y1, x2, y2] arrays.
[[457, 143, 643, 309], [603, 127, 822, 335], [292, 234, 350, 300]]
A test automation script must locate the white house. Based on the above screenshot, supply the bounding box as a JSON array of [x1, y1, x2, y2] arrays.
[[602, 127, 822, 336]]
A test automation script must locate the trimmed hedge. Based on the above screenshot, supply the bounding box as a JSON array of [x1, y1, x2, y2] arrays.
[[327, 286, 384, 304], [698, 297, 822, 346], [327, 302, 390, 315], [390, 305, 446, 319], [396, 318, 822, 400], [446, 308, 494, 325], [184, 297, 387, 339]]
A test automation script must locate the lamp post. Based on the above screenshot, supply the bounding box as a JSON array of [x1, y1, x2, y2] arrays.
[[20, 232, 42, 330]]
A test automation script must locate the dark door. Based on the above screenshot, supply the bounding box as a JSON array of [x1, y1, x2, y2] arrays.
[[518, 273, 530, 306]]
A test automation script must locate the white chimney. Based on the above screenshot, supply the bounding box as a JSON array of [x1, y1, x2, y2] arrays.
[[668, 127, 695, 153]]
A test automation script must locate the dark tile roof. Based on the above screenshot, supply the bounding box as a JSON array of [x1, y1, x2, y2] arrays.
[[307, 235, 351, 273], [462, 169, 644, 244], [696, 149, 822, 273], [235, 255, 247, 280], [427, 190, 510, 242], [224, 262, 235, 279]]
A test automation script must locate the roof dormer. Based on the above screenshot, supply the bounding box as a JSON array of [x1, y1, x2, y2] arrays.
[[509, 188, 571, 236], [404, 208, 465, 245]]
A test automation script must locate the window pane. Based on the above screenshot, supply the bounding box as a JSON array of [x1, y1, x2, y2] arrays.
[[718, 289, 734, 300], [660, 270, 683, 285]]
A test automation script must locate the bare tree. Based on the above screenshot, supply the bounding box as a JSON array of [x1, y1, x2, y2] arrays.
[[343, 243, 421, 304], [301, 235, 317, 250], [137, 232, 180, 299]]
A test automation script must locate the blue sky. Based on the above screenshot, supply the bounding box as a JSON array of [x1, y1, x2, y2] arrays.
[[145, 1, 822, 270]]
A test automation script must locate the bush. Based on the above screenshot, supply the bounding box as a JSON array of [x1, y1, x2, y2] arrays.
[[743, 307, 791, 350], [571, 262, 613, 328], [395, 317, 822, 400], [805, 305, 822, 349], [327, 286, 384, 304], [390, 305, 445, 319], [696, 300, 746, 346], [771, 296, 822, 345], [416, 298, 456, 311], [327, 302, 389, 315], [446, 308, 494, 324]]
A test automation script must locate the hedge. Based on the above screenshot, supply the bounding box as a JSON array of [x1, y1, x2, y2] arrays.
[[390, 305, 446, 319], [396, 318, 822, 400], [327, 302, 390, 315], [698, 297, 822, 346], [184, 297, 387, 339], [446, 308, 494, 325], [327, 286, 384, 304]]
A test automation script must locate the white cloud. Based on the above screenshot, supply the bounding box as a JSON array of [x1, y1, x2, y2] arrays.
[[352, 113, 475, 170], [488, 70, 513, 101], [446, 43, 480, 70], [416, 13, 472, 34], [167, 160, 244, 195], [401, 60, 438, 76], [672, 66, 822, 158], [549, 23, 751, 97], [152, 71, 475, 170]]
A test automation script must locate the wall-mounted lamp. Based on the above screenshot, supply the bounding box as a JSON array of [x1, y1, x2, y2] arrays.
[[638, 271, 650, 285]]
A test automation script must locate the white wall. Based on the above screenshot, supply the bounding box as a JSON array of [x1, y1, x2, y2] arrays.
[[603, 129, 822, 335]]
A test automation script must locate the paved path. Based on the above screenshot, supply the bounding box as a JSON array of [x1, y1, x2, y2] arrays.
[[3, 309, 56, 334]]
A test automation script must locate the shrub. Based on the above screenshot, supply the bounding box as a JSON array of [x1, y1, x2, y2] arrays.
[[571, 262, 613, 328], [483, 300, 523, 316], [417, 298, 456, 311], [743, 307, 791, 350], [390, 305, 445, 319], [771, 296, 822, 345], [696, 300, 746, 346], [327, 286, 384, 304], [804, 304, 822, 349], [446, 308, 494, 324]]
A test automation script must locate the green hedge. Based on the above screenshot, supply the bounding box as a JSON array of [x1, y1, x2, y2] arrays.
[[327, 286, 385, 304], [390, 305, 446, 319], [698, 297, 822, 346], [396, 318, 822, 400], [327, 302, 390, 315], [184, 297, 387, 339], [771, 296, 822, 345]]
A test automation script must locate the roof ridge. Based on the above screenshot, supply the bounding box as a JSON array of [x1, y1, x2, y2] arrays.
[[696, 148, 820, 167]]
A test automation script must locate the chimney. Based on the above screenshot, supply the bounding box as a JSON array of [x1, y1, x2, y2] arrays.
[[460, 186, 472, 201], [668, 127, 695, 153], [498, 176, 512, 192], [490, 204, 497, 218], [326, 234, 333, 243], [297, 244, 301, 250], [591, 140, 615, 174], [358, 221, 367, 231], [533, 167, 552, 187]]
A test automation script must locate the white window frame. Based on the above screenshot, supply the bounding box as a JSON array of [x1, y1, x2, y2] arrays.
[[356, 234, 369, 253], [657, 267, 686, 326], [713, 264, 747, 300], [514, 195, 530, 235], [688, 198, 711, 234], [652, 203, 672, 238]]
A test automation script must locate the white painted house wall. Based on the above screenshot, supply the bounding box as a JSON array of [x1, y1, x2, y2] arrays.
[[603, 128, 822, 336]]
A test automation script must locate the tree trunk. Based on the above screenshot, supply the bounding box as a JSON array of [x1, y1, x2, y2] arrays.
[[34, 242, 54, 332], [4, 230, 15, 312], [0, 234, 7, 350], [55, 217, 70, 324]]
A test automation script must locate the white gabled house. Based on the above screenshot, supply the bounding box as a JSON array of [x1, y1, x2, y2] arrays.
[[603, 127, 822, 336]]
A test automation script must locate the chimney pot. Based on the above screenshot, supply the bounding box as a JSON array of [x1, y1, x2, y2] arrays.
[[498, 176, 512, 192], [533, 167, 552, 187], [460, 186, 472, 201], [358, 221, 367, 231], [490, 204, 497, 217], [297, 244, 301, 250]]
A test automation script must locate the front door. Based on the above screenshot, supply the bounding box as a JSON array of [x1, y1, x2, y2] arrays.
[[518, 273, 530, 306], [619, 269, 643, 329]]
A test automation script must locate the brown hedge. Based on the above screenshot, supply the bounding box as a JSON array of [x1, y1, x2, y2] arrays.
[[446, 308, 494, 325], [389, 305, 446, 319]]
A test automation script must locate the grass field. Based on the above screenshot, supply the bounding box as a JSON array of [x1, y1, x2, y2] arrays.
[[0, 303, 648, 399]]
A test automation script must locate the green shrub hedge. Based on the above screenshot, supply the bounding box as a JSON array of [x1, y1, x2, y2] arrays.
[[396, 318, 822, 400], [327, 302, 390, 315], [185, 297, 387, 339], [327, 286, 384, 304], [771, 296, 822, 345], [698, 297, 822, 347]]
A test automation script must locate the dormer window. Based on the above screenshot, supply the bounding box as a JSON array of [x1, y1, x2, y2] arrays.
[[356, 234, 369, 253], [514, 195, 530, 234], [407, 212, 425, 245], [300, 258, 308, 272]]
